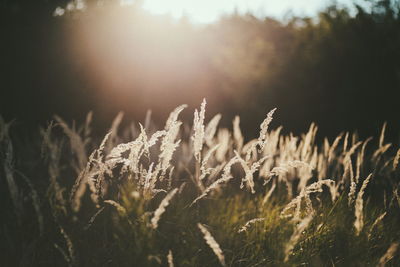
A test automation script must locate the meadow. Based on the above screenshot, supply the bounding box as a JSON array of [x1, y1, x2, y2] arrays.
[[1, 99, 400, 266]]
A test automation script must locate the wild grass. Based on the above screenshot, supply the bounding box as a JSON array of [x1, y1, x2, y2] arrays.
[[1, 100, 400, 266]]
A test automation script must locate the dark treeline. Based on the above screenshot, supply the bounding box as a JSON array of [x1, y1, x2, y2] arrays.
[[1, 0, 400, 141]]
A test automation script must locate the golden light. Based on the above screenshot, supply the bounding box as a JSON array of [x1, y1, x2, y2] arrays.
[[142, 0, 238, 24], [60, 0, 350, 121], [140, 0, 336, 24], [65, 3, 219, 120]]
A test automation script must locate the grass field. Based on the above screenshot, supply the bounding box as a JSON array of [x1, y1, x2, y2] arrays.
[[1, 99, 400, 266]]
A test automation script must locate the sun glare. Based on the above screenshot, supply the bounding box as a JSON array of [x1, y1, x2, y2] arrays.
[[142, 0, 241, 24], [140, 0, 351, 24]]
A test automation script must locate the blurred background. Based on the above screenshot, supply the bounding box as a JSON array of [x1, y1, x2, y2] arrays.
[[1, 0, 399, 140]]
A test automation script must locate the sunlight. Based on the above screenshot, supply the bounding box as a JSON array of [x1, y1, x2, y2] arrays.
[[142, 0, 241, 23], [141, 0, 352, 24]]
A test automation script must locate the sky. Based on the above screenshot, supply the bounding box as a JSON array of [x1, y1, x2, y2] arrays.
[[140, 0, 355, 24]]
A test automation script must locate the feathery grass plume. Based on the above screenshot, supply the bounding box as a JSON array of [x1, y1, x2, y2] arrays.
[[341, 157, 352, 186], [55, 226, 75, 267], [126, 128, 147, 173], [104, 200, 129, 222], [233, 116, 244, 152], [107, 141, 136, 161], [104, 199, 126, 213], [242, 139, 257, 156], [352, 132, 359, 146], [343, 132, 349, 153], [204, 114, 221, 147], [84, 207, 105, 230], [316, 152, 328, 180], [69, 131, 112, 211], [303, 193, 314, 214], [360, 137, 372, 160], [191, 156, 240, 206], [301, 123, 318, 160], [281, 197, 302, 220], [158, 107, 184, 171], [346, 157, 356, 206], [281, 179, 335, 220], [297, 160, 317, 193], [83, 111, 93, 139], [284, 214, 313, 262], [368, 212, 386, 240], [379, 122, 387, 148], [310, 146, 319, 170], [392, 188, 400, 209], [344, 141, 362, 162], [158, 120, 182, 174], [148, 130, 167, 149], [151, 188, 178, 229], [394, 149, 400, 170], [348, 157, 355, 181], [263, 126, 282, 155], [328, 133, 343, 163], [40, 121, 55, 158], [378, 242, 399, 267], [215, 129, 230, 162], [90, 132, 114, 202], [268, 165, 290, 179], [178, 182, 187, 195], [198, 223, 226, 266], [106, 112, 124, 149], [41, 125, 67, 213], [166, 166, 175, 190], [167, 250, 174, 267], [348, 180, 357, 207], [143, 163, 156, 196], [61, 227, 75, 263], [355, 150, 363, 184], [137, 123, 154, 161], [70, 153, 96, 212], [98, 131, 112, 160], [305, 179, 335, 211], [142, 164, 166, 197], [372, 143, 392, 162], [199, 144, 220, 181], [54, 115, 87, 170], [192, 98, 207, 162], [238, 218, 265, 233], [354, 173, 373, 235], [235, 151, 269, 193], [254, 108, 277, 153], [54, 243, 73, 267], [206, 163, 225, 183], [107, 139, 141, 172], [144, 109, 152, 130], [268, 160, 313, 180], [323, 138, 330, 158], [355, 137, 372, 184], [165, 104, 187, 131], [382, 157, 394, 170], [262, 181, 276, 205]]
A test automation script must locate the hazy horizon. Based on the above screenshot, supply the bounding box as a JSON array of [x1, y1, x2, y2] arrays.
[[141, 0, 357, 23]]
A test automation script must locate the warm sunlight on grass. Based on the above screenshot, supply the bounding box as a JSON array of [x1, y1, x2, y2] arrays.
[[2, 100, 400, 266], [2, 1, 400, 266]]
